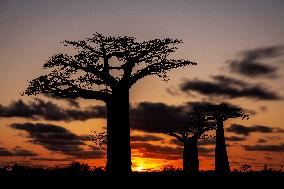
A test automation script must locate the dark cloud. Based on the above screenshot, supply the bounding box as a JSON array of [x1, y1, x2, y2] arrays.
[[257, 139, 268, 143], [170, 138, 216, 147], [0, 99, 106, 121], [243, 143, 284, 152], [198, 138, 216, 145], [130, 102, 188, 133], [30, 157, 73, 162], [265, 136, 282, 140], [198, 147, 214, 154], [225, 136, 246, 141], [226, 124, 284, 136], [180, 76, 281, 100], [0, 146, 37, 157], [169, 139, 183, 147], [264, 157, 273, 160], [132, 141, 214, 160], [66, 99, 80, 108], [10, 122, 105, 159], [131, 134, 165, 142], [130, 101, 249, 134], [230, 61, 277, 78], [211, 75, 248, 86], [228, 45, 284, 78], [131, 142, 182, 160]]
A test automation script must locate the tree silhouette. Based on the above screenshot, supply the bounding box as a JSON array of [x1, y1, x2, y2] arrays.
[[206, 103, 249, 175], [23, 33, 196, 175], [162, 108, 216, 174], [90, 130, 107, 148]]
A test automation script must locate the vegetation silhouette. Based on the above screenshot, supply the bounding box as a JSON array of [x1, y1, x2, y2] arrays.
[[161, 107, 216, 174], [1, 162, 283, 178], [205, 103, 249, 175], [23, 33, 197, 175]]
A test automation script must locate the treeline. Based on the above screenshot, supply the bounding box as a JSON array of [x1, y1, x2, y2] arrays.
[[0, 161, 283, 177]]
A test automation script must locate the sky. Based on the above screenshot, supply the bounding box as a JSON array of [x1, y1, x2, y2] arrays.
[[0, 0, 284, 171]]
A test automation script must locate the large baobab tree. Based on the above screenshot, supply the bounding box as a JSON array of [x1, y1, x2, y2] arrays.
[[162, 109, 216, 174], [24, 33, 196, 175], [206, 103, 249, 175]]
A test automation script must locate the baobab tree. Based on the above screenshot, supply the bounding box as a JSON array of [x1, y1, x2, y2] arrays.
[[24, 33, 196, 175], [162, 109, 216, 174], [206, 103, 249, 175]]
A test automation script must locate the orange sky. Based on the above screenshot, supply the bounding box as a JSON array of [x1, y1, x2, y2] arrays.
[[0, 0, 284, 171]]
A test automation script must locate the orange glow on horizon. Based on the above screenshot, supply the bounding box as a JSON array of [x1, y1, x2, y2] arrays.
[[132, 157, 169, 172]]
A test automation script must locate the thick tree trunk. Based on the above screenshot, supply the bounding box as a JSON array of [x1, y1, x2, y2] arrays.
[[183, 138, 199, 174], [215, 118, 230, 174], [106, 86, 131, 175]]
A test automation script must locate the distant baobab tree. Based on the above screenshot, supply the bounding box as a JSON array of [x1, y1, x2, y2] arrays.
[[24, 33, 196, 175], [162, 108, 216, 174], [206, 103, 249, 175]]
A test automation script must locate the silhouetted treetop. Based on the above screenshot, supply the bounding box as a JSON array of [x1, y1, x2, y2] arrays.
[[24, 33, 196, 102], [162, 109, 216, 143], [206, 103, 249, 121]]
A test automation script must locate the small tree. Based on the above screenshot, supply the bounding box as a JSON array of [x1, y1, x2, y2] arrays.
[[206, 103, 249, 175], [24, 33, 196, 175], [162, 108, 216, 174]]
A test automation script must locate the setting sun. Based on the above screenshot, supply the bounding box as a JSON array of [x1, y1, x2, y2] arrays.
[[132, 157, 170, 172], [134, 166, 145, 172]]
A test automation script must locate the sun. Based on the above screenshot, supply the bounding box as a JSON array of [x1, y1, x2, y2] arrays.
[[135, 166, 145, 172], [132, 156, 168, 172]]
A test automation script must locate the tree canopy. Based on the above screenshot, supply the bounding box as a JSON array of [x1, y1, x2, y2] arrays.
[[24, 33, 196, 102], [162, 108, 216, 142]]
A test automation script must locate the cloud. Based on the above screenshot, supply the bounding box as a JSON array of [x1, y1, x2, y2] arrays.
[[0, 146, 37, 157], [30, 157, 73, 162], [132, 141, 213, 160], [131, 134, 165, 142], [0, 99, 106, 121], [170, 138, 216, 147], [130, 101, 249, 134], [198, 138, 216, 145], [243, 143, 284, 152], [225, 136, 246, 141], [211, 75, 248, 86], [65, 99, 80, 108], [265, 136, 282, 140], [257, 139, 267, 143], [180, 75, 281, 100], [130, 102, 188, 133], [198, 147, 214, 153], [131, 142, 182, 160], [10, 122, 105, 159], [228, 45, 284, 78], [166, 88, 180, 96], [226, 124, 284, 136], [260, 105, 268, 112]]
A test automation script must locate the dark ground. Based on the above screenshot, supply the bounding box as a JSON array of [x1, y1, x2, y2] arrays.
[[0, 162, 283, 187]]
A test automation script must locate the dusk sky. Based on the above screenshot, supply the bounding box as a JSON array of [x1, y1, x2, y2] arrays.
[[0, 0, 284, 171]]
